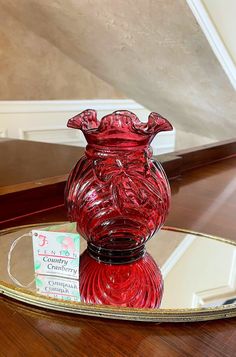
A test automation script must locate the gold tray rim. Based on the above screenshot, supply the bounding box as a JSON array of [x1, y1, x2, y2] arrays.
[[0, 222, 236, 322]]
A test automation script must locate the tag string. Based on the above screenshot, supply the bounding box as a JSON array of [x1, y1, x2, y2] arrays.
[[7, 232, 35, 288]]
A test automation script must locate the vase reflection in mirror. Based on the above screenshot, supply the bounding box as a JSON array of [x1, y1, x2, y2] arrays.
[[79, 250, 163, 308], [65, 109, 173, 308]]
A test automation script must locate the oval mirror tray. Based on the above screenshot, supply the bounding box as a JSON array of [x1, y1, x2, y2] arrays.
[[0, 223, 235, 322]]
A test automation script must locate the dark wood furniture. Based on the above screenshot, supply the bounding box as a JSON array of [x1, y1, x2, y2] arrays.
[[0, 138, 236, 356]]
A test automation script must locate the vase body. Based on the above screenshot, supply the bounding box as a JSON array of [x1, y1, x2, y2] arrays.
[[65, 110, 172, 264]]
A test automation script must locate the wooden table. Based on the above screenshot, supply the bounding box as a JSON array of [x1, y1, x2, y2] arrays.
[[0, 139, 236, 356]]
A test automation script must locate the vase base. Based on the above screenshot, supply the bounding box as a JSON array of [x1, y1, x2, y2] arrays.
[[87, 242, 146, 264]]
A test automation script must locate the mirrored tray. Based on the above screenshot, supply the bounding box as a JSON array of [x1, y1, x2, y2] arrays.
[[0, 223, 236, 322]]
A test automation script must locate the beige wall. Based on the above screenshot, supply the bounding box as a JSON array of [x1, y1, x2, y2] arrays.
[[0, 7, 125, 100], [1, 0, 235, 143]]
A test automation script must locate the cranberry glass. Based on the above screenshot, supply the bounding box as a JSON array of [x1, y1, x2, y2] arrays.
[[65, 110, 172, 264], [79, 250, 163, 308]]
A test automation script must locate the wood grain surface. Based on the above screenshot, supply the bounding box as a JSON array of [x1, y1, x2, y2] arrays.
[[0, 139, 236, 356]]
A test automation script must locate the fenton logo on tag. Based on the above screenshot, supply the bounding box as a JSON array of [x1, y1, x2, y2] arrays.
[[32, 229, 80, 279]]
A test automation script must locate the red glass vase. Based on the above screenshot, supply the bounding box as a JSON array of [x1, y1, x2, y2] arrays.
[[79, 250, 163, 308], [65, 110, 172, 264]]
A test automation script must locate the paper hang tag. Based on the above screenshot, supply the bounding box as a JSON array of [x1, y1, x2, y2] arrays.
[[32, 229, 80, 279]]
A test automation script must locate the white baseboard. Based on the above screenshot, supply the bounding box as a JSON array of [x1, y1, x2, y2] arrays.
[[0, 99, 144, 113], [0, 99, 175, 154]]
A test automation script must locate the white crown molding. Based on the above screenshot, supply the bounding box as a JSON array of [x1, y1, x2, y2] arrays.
[[186, 0, 236, 90], [0, 99, 144, 113]]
